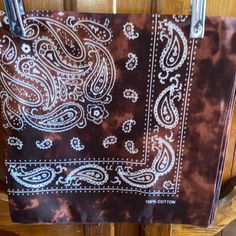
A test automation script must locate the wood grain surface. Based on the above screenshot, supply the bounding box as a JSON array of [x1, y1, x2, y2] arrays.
[[0, 0, 235, 236]]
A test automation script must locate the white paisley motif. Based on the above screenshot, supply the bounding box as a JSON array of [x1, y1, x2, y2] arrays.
[[36, 139, 53, 150], [122, 119, 136, 133], [117, 167, 159, 189], [154, 75, 182, 129], [1, 36, 17, 65], [70, 137, 85, 151], [123, 89, 139, 103], [118, 137, 175, 188], [66, 16, 112, 43], [56, 164, 108, 186], [125, 53, 138, 71], [125, 140, 138, 154], [7, 137, 23, 150], [123, 22, 139, 40], [103, 135, 117, 148], [158, 19, 188, 83], [0, 16, 116, 132], [9, 165, 64, 189]]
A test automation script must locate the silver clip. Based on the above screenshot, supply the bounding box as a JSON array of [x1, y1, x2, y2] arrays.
[[4, 0, 206, 39], [3, 0, 25, 37], [190, 0, 207, 39]]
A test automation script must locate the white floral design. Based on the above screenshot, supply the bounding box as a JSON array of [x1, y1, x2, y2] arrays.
[[21, 43, 31, 54], [87, 104, 109, 125], [163, 180, 175, 190]]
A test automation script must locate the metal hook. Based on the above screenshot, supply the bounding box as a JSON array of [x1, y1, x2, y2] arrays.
[[190, 0, 207, 39], [3, 0, 25, 38]]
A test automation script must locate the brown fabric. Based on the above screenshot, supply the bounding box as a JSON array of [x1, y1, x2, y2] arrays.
[[0, 11, 235, 226]]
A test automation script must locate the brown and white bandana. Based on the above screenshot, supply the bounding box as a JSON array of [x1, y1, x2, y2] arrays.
[[0, 11, 235, 226]]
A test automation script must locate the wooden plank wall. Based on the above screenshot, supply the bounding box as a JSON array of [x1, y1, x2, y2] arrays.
[[0, 0, 235, 235], [0, 0, 234, 15]]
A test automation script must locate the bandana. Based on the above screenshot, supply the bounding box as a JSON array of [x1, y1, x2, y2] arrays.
[[0, 11, 235, 226]]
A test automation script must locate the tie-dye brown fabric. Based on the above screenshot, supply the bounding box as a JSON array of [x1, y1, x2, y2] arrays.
[[0, 11, 235, 226]]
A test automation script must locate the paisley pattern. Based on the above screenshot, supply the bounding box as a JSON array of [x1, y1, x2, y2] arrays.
[[122, 119, 136, 133], [70, 137, 85, 151], [56, 164, 108, 186], [154, 75, 182, 129], [158, 19, 188, 83], [8, 163, 108, 188], [151, 136, 175, 174], [123, 22, 139, 40], [103, 135, 117, 148], [125, 53, 138, 71], [1, 36, 17, 65], [125, 140, 139, 154], [0, 16, 116, 132], [7, 137, 23, 150], [123, 89, 139, 103], [118, 137, 175, 188], [36, 139, 53, 150], [1, 12, 235, 227], [1, 13, 195, 198], [117, 167, 158, 188], [9, 166, 63, 189]]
